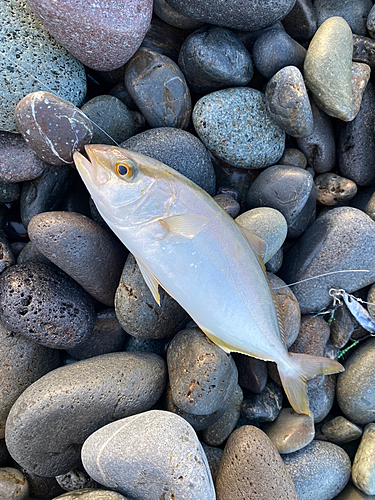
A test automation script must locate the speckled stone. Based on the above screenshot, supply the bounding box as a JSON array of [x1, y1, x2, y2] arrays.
[[124, 48, 191, 129], [121, 127, 216, 195], [15, 91, 93, 165], [235, 207, 288, 263], [343, 62, 371, 122], [0, 0, 86, 133], [153, 0, 203, 29], [315, 173, 357, 205], [246, 165, 315, 238], [178, 27, 253, 95], [281, 0, 317, 42], [215, 425, 298, 500], [265, 66, 313, 137], [282, 440, 351, 500], [0, 467, 29, 500], [26, 0, 152, 71], [167, 327, 238, 415], [253, 29, 306, 80], [5, 352, 167, 477], [115, 253, 189, 339], [202, 385, 243, 446], [82, 410, 215, 500], [279, 148, 307, 169], [0, 132, 48, 183], [304, 17, 353, 120], [53, 489, 131, 500], [263, 408, 315, 454], [315, 0, 373, 36], [0, 262, 96, 349], [166, 0, 296, 31], [280, 207, 375, 313], [353, 34, 375, 69], [295, 98, 336, 174], [240, 381, 283, 426], [321, 416, 362, 445], [80, 96, 134, 145], [28, 211, 126, 306], [368, 5, 375, 37], [338, 82, 375, 186], [20, 165, 72, 228], [268, 273, 301, 348], [0, 320, 60, 439], [337, 338, 375, 425], [55, 469, 97, 492], [352, 424, 375, 495], [67, 309, 126, 360], [193, 87, 285, 169]]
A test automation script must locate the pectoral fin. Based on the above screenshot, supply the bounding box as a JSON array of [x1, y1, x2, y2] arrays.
[[236, 223, 266, 260], [160, 214, 209, 241], [135, 256, 161, 306]]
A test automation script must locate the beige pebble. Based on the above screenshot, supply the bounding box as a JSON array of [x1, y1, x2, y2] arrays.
[[321, 416, 362, 444], [315, 173, 357, 205], [352, 423, 375, 495]]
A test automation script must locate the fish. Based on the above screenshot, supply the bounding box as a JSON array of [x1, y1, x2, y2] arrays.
[[74, 144, 343, 415]]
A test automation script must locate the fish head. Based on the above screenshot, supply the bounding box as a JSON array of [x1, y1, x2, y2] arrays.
[[73, 145, 175, 227]]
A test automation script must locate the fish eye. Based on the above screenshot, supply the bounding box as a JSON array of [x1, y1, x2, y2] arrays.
[[115, 160, 136, 180]]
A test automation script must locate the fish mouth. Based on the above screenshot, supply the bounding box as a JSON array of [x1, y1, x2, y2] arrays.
[[73, 145, 112, 187]]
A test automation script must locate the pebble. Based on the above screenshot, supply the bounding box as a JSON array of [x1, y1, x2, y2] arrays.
[[367, 285, 375, 321], [353, 34, 375, 69], [344, 62, 371, 122], [281, 0, 317, 42], [368, 5, 375, 37], [28, 211, 126, 306], [315, 173, 358, 206], [55, 469, 97, 492], [52, 489, 131, 500], [26, 0, 152, 71], [193, 87, 285, 169], [214, 193, 240, 218], [0, 132, 48, 183], [337, 338, 375, 425], [240, 380, 283, 426], [167, 327, 238, 415], [0, 234, 15, 274], [233, 354, 268, 393], [314, 0, 373, 36], [115, 253, 189, 339], [20, 165, 72, 228], [80, 96, 135, 145], [81, 410, 216, 500], [178, 27, 253, 94], [0, 262, 96, 349], [295, 97, 336, 174], [15, 92, 93, 165], [321, 416, 363, 445], [124, 47, 191, 129], [5, 352, 167, 477], [279, 148, 307, 169], [202, 385, 243, 446], [153, 0, 204, 30], [280, 207, 375, 313], [0, 467, 29, 500], [0, 320, 60, 439], [67, 309, 126, 360], [266, 247, 284, 273], [263, 408, 315, 454], [338, 82, 375, 186], [282, 440, 351, 500], [268, 273, 301, 348], [215, 425, 298, 500], [166, 0, 296, 31], [121, 127, 216, 195], [253, 29, 306, 80], [0, 0, 86, 133], [265, 66, 313, 137], [246, 165, 316, 238], [352, 424, 375, 495], [304, 17, 353, 120], [235, 207, 288, 263], [201, 444, 223, 483]]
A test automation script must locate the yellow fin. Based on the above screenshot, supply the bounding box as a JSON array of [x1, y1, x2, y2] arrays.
[[236, 223, 266, 260], [278, 353, 344, 415], [135, 256, 161, 306], [160, 214, 209, 241]]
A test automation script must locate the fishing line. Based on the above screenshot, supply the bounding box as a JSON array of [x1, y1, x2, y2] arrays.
[[1, 51, 121, 147], [272, 269, 373, 289]]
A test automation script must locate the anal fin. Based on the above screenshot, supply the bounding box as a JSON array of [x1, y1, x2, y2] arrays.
[[135, 256, 162, 306]]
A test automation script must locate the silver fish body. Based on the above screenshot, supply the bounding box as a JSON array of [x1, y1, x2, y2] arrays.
[[74, 144, 344, 415]]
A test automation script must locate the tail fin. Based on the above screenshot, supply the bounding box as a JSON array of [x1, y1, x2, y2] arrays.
[[277, 353, 344, 415]]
